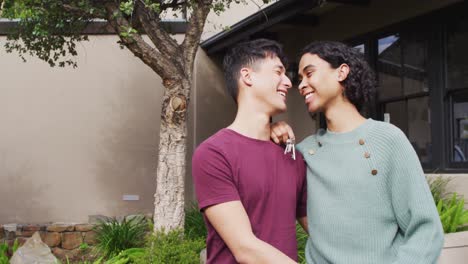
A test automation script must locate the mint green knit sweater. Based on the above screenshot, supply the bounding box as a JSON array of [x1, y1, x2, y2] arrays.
[[296, 119, 444, 264]]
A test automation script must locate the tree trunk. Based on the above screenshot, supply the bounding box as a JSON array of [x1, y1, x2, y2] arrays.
[[153, 78, 190, 232]]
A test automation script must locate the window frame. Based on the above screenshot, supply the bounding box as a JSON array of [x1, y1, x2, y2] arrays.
[[346, 1, 468, 172]]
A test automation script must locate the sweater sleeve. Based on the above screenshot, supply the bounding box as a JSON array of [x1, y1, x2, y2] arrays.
[[387, 128, 444, 264]]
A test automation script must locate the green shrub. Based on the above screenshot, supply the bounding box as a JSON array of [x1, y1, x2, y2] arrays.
[[437, 192, 468, 233], [184, 203, 206, 240], [63, 256, 105, 264], [0, 243, 8, 264], [145, 229, 205, 264], [104, 248, 146, 264], [0, 239, 19, 264], [428, 176, 468, 233], [94, 215, 149, 258], [427, 176, 451, 204], [296, 223, 308, 264]]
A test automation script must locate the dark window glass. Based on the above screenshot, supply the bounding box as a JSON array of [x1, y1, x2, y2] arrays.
[[354, 44, 365, 54], [384, 96, 431, 163], [452, 93, 468, 163], [447, 16, 468, 89], [402, 33, 429, 95], [378, 35, 402, 99], [408, 96, 431, 163], [385, 101, 407, 133]]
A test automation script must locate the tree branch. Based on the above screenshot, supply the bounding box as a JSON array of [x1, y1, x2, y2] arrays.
[[182, 0, 212, 77], [103, 1, 177, 79], [61, 1, 106, 19], [134, 0, 182, 69], [0, 0, 5, 17]]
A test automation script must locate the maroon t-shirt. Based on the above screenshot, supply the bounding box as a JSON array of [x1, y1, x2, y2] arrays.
[[192, 129, 307, 263]]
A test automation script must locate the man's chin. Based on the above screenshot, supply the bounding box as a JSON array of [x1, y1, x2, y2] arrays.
[[307, 103, 321, 113], [271, 106, 287, 115]]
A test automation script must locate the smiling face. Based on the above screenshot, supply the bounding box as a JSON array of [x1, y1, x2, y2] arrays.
[[243, 55, 292, 115], [297, 53, 344, 113]]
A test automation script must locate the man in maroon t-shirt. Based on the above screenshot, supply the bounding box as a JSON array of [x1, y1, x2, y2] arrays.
[[192, 39, 308, 264]]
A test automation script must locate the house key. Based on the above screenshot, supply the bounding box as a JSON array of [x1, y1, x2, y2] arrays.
[[284, 138, 296, 160]]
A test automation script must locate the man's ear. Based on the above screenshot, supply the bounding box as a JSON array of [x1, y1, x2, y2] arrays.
[[240, 67, 253, 86], [337, 63, 350, 82]]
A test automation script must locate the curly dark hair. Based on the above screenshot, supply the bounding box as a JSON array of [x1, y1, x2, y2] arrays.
[[223, 39, 288, 103], [301, 41, 376, 112]]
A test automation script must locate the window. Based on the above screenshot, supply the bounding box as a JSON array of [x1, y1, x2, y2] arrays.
[[452, 93, 468, 163], [378, 35, 402, 100], [447, 15, 468, 166], [447, 16, 468, 89], [354, 44, 365, 54], [377, 32, 431, 164], [346, 1, 468, 171]]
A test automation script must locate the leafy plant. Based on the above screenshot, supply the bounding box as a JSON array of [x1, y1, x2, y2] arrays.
[[104, 248, 145, 264], [184, 203, 206, 240], [0, 239, 19, 264], [145, 229, 205, 264], [79, 242, 89, 252], [11, 240, 18, 256], [296, 223, 308, 264], [428, 176, 468, 233], [94, 215, 149, 259], [437, 193, 468, 233], [0, 243, 8, 264], [427, 176, 451, 204], [63, 255, 104, 264]]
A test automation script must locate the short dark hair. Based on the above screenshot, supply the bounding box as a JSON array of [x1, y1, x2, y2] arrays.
[[223, 39, 288, 103], [301, 41, 377, 112]]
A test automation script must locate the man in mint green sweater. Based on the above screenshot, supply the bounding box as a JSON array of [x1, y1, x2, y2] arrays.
[[271, 41, 444, 264]]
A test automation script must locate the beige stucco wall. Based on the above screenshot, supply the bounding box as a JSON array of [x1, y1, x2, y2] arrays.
[[0, 1, 277, 224], [0, 35, 166, 224], [193, 51, 236, 144], [0, 38, 239, 224]]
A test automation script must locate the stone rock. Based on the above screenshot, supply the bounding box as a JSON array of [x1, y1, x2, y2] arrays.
[[83, 231, 97, 245], [3, 224, 17, 232], [10, 232, 58, 264], [47, 224, 74, 232], [16, 230, 35, 237], [75, 224, 94, 232], [16, 237, 28, 246], [5, 230, 16, 240], [52, 247, 80, 262], [61, 232, 83, 250], [22, 225, 41, 232], [200, 248, 207, 264], [40, 232, 61, 247], [6, 239, 16, 249]]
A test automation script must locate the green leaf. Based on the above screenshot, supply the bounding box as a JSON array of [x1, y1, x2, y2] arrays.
[[119, 0, 133, 16]]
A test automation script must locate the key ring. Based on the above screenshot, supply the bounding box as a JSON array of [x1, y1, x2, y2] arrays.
[[284, 138, 296, 160]]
